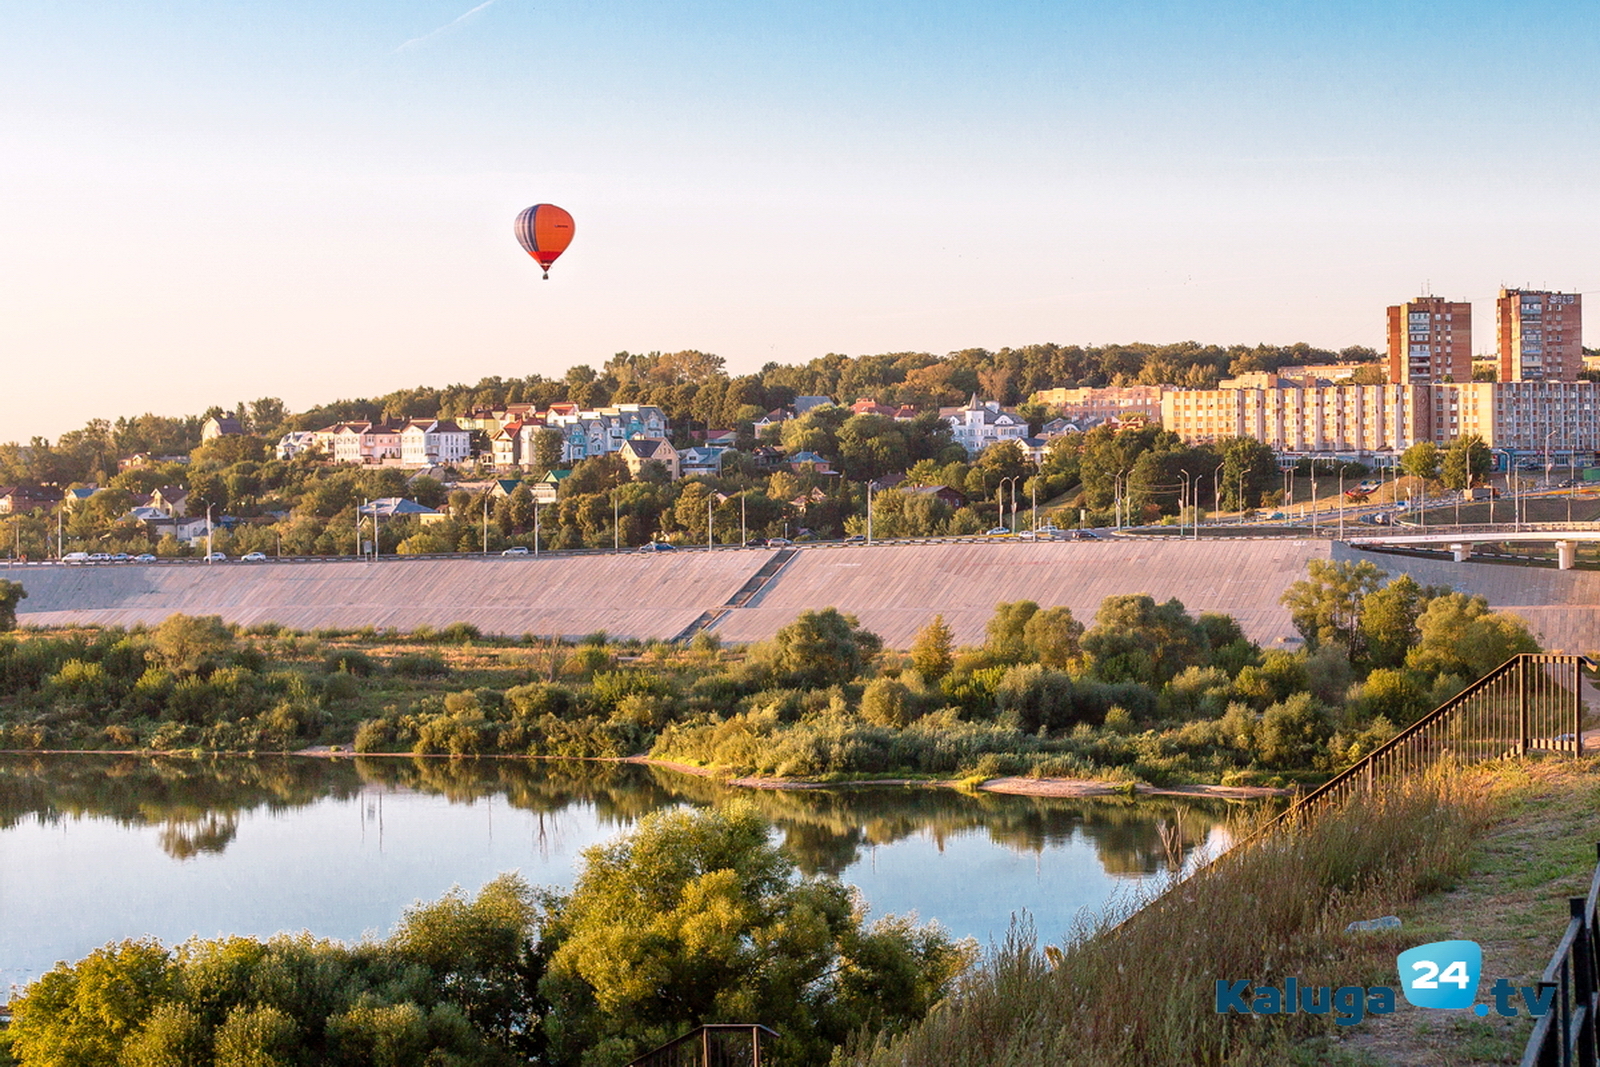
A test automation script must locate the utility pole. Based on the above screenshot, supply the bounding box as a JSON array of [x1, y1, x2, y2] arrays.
[[867, 483, 874, 544], [533, 503, 540, 557], [483, 496, 489, 556], [707, 496, 714, 550], [207, 504, 214, 562]]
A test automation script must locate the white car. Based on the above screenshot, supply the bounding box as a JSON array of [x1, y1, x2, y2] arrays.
[[133, 554, 157, 562], [241, 552, 268, 562], [206, 552, 228, 562], [500, 546, 530, 556], [62, 551, 91, 562], [984, 527, 1012, 536]]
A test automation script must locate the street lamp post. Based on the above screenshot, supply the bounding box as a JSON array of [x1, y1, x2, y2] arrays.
[[207, 504, 215, 563], [482, 497, 489, 556], [1177, 470, 1191, 538], [613, 492, 620, 554], [1338, 469, 1345, 541], [1030, 477, 1038, 533], [1545, 429, 1558, 490], [1114, 470, 1128, 531], [533, 503, 540, 557], [866, 483, 874, 544], [707, 496, 714, 550], [997, 476, 1020, 532]]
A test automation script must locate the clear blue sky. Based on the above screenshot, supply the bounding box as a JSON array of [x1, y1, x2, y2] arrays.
[[3, 0, 1595, 441]]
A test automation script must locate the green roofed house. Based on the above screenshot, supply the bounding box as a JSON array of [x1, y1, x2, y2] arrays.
[[357, 497, 446, 524], [531, 469, 571, 504]]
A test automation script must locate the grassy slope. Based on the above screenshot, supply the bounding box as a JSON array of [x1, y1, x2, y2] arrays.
[[1344, 756, 1600, 1066]]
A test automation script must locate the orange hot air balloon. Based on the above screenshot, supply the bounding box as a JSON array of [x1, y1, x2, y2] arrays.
[[514, 204, 575, 279]]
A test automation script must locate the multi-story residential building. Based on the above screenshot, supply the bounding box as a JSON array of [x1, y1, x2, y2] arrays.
[[620, 438, 680, 480], [941, 396, 1027, 456], [320, 421, 404, 464], [1498, 289, 1583, 382], [491, 421, 525, 468], [201, 413, 244, 441], [1161, 383, 1426, 453], [1428, 381, 1600, 457], [1387, 296, 1472, 384], [544, 404, 668, 462], [400, 420, 471, 465], [1028, 386, 1164, 425]]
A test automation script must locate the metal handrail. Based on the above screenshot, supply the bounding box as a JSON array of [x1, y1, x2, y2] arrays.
[[1521, 844, 1600, 1067], [626, 1024, 779, 1067]]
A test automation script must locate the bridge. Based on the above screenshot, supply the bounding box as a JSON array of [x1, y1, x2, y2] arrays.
[[1347, 522, 1600, 568]]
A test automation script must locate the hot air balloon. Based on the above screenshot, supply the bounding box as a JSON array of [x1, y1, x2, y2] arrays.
[[514, 204, 575, 279]]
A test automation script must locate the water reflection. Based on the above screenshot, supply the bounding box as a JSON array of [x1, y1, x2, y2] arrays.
[[0, 753, 1243, 876]]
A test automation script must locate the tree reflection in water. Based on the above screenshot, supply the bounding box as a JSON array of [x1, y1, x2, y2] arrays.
[[0, 754, 1261, 874]]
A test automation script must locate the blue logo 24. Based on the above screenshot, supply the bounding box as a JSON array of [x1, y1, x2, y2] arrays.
[[1396, 940, 1482, 1011]]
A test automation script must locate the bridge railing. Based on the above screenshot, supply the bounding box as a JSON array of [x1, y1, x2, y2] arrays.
[[1384, 521, 1600, 537]]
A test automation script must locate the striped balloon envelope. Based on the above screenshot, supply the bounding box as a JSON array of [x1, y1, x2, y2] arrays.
[[514, 204, 575, 279]]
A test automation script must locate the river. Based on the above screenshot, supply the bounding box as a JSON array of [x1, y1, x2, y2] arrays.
[[0, 754, 1247, 990]]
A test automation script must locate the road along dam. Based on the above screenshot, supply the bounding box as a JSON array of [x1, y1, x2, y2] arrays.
[[8, 539, 1598, 654]]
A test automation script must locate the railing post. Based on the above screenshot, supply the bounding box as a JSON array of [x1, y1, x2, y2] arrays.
[[1520, 659, 1531, 757], [1575, 659, 1585, 759], [702, 1027, 710, 1067], [1572, 897, 1596, 1067]]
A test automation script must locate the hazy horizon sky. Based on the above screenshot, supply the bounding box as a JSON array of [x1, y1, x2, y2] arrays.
[[4, 0, 1596, 442]]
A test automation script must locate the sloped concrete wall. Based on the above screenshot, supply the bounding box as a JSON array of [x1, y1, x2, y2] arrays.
[[9, 539, 1596, 652]]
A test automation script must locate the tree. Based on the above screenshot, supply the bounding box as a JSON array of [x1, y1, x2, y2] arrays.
[[151, 613, 235, 674], [1359, 574, 1438, 669], [537, 804, 970, 1067], [1405, 593, 1540, 681], [1216, 436, 1278, 511], [534, 428, 565, 475], [908, 615, 954, 680], [1399, 441, 1440, 482], [1255, 692, 1331, 768], [984, 601, 1039, 662], [1022, 606, 1083, 670], [1279, 558, 1386, 656], [1440, 434, 1492, 491], [1080, 594, 1206, 686], [0, 578, 25, 631], [860, 677, 917, 726], [767, 608, 882, 688]]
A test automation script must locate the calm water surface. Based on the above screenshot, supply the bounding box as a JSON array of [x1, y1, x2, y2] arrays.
[[0, 754, 1246, 989]]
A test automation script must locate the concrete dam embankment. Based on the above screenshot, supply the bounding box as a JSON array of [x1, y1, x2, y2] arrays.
[[10, 540, 1598, 653]]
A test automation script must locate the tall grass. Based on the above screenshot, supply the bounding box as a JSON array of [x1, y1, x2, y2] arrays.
[[842, 767, 1492, 1067]]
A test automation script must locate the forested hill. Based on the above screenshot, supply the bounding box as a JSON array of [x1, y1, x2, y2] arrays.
[[2, 340, 1374, 479]]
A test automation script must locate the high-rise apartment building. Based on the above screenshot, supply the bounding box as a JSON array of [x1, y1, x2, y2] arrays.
[[1497, 289, 1583, 382], [1387, 296, 1472, 384]]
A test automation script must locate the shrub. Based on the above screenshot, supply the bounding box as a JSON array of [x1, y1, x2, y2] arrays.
[[391, 653, 449, 679], [323, 649, 378, 676]]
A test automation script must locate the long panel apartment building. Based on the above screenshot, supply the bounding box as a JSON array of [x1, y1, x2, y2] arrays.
[[1160, 381, 1427, 453]]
